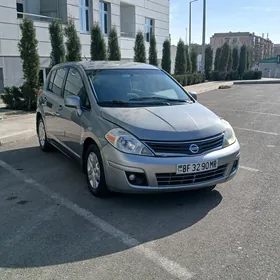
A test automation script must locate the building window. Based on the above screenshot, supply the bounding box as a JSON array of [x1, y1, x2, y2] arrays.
[[16, 2, 24, 18], [120, 2, 135, 38], [80, 0, 90, 33], [99, 1, 110, 35], [145, 18, 154, 42]]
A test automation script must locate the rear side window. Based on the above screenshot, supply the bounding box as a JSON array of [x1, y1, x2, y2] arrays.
[[52, 68, 67, 96], [47, 70, 56, 92]]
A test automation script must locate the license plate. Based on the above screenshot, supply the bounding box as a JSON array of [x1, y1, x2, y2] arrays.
[[177, 160, 218, 174]]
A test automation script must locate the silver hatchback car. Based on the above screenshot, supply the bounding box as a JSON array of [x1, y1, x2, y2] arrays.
[[36, 61, 240, 197]]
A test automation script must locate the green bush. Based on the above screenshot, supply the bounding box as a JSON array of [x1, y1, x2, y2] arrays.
[[242, 70, 262, 80], [1, 86, 37, 110], [172, 73, 204, 87], [210, 70, 262, 81]]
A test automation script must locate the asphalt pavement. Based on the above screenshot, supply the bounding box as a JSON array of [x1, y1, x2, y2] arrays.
[[1, 84, 280, 279]]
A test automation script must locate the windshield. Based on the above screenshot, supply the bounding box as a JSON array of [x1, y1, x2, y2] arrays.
[[87, 69, 192, 106]]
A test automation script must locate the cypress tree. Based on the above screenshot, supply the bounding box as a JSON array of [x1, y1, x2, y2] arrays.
[[227, 47, 233, 72], [218, 42, 230, 72], [205, 45, 213, 79], [134, 31, 146, 63], [90, 23, 107, 60], [232, 47, 239, 71], [174, 39, 186, 75], [108, 26, 121, 60], [49, 19, 65, 66], [18, 18, 40, 111], [161, 39, 171, 73], [214, 47, 221, 71], [238, 44, 247, 77], [64, 18, 82, 62], [149, 34, 158, 66]]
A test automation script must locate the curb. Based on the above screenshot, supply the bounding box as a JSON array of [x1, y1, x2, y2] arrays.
[[233, 80, 280, 85]]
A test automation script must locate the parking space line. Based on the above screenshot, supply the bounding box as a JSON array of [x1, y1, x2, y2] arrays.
[[0, 160, 193, 280], [219, 109, 280, 117], [233, 127, 278, 136], [239, 166, 259, 172], [0, 130, 34, 140]]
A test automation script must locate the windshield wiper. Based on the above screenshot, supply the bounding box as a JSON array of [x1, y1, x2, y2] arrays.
[[129, 97, 192, 103], [99, 100, 130, 105]]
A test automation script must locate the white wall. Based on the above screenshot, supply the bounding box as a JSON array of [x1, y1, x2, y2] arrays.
[[0, 0, 169, 87]]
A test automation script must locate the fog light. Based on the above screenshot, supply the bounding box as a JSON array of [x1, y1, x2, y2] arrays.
[[129, 174, 136, 181], [126, 172, 148, 186]]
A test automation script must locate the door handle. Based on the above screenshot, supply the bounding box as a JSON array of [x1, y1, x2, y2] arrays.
[[59, 105, 63, 111]]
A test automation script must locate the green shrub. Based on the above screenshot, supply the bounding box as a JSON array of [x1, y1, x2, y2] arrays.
[[1, 86, 37, 110], [172, 73, 204, 86], [242, 70, 253, 80], [253, 70, 262, 79], [227, 71, 239, 80]]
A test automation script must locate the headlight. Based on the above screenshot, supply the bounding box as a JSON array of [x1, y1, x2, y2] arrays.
[[221, 119, 236, 147], [105, 128, 154, 156]]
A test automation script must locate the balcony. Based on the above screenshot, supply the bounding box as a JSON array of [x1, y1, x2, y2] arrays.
[[120, 2, 135, 39], [16, 0, 67, 23]]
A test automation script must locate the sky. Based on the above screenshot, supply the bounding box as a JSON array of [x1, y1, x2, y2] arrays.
[[170, 0, 280, 46]]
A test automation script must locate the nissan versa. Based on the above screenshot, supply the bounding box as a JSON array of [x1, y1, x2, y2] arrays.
[[36, 61, 240, 197]]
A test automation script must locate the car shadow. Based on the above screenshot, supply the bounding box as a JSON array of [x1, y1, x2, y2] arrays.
[[0, 144, 223, 268]]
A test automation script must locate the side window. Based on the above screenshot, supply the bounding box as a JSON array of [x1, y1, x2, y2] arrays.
[[52, 68, 67, 96], [47, 70, 56, 92], [64, 68, 90, 109]]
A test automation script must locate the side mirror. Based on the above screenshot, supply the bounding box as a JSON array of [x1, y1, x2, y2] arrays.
[[65, 95, 81, 109], [189, 92, 197, 101]]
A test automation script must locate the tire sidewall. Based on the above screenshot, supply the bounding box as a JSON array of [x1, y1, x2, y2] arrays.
[[85, 144, 108, 197]]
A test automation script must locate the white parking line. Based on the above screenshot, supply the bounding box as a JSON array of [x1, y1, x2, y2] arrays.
[[239, 166, 259, 172], [233, 127, 278, 136], [0, 129, 34, 140], [228, 109, 280, 117], [0, 160, 193, 280]]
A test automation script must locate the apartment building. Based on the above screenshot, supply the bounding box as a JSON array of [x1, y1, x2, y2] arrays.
[[210, 32, 274, 67], [0, 0, 170, 91]]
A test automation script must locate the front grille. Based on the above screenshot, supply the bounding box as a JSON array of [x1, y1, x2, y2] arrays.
[[156, 164, 227, 186], [144, 134, 224, 156]]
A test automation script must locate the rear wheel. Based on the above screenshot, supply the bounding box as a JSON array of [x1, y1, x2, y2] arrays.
[[85, 144, 109, 197], [37, 118, 53, 152]]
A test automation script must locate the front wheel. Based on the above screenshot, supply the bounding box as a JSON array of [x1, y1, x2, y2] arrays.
[[85, 144, 109, 197]]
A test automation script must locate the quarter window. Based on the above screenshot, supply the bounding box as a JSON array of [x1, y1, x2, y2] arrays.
[[145, 18, 154, 42], [47, 70, 56, 92], [99, 1, 109, 35], [80, 0, 90, 33], [64, 68, 90, 108]]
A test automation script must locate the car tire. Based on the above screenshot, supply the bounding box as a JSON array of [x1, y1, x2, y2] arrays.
[[85, 144, 109, 197], [37, 118, 53, 152]]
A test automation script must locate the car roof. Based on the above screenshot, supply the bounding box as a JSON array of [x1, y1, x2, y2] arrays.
[[52, 61, 159, 71]]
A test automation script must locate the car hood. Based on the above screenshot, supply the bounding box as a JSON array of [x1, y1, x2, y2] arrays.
[[101, 103, 225, 141]]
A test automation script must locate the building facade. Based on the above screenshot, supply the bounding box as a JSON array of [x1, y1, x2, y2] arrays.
[[210, 32, 274, 68], [0, 0, 170, 91], [273, 44, 280, 56]]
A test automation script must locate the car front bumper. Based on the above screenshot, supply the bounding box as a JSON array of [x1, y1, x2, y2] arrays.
[[101, 140, 240, 193]]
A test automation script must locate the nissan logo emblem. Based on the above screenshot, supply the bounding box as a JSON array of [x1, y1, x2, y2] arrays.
[[189, 144, 199, 154]]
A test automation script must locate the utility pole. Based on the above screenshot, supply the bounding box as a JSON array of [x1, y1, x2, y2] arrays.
[[201, 0, 206, 73], [189, 0, 198, 47]]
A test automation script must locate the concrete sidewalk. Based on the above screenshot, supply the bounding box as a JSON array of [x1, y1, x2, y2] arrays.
[[0, 113, 36, 146], [184, 78, 280, 94]]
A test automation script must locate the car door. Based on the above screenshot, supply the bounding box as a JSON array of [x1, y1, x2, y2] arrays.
[[44, 67, 68, 141], [56, 67, 90, 157]]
